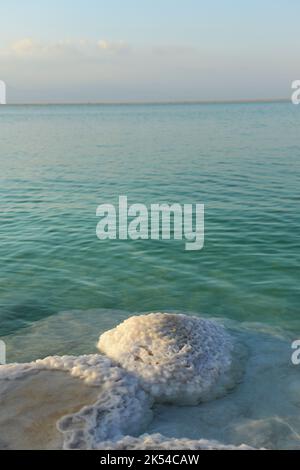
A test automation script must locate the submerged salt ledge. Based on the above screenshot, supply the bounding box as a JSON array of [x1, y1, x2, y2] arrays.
[[0, 313, 252, 450], [0, 354, 153, 449]]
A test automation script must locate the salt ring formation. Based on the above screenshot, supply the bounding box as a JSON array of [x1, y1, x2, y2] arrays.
[[0, 313, 252, 450]]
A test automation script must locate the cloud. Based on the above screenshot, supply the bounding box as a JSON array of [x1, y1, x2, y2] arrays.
[[97, 39, 129, 52], [0, 38, 130, 59], [10, 38, 36, 54]]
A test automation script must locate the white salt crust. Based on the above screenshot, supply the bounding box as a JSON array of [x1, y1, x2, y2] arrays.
[[100, 434, 255, 450], [0, 313, 248, 450], [0, 354, 152, 449], [98, 313, 234, 404]]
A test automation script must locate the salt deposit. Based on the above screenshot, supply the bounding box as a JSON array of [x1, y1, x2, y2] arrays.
[[0, 370, 99, 450], [100, 433, 255, 450], [0, 354, 152, 450], [2, 312, 286, 450], [98, 313, 235, 404]]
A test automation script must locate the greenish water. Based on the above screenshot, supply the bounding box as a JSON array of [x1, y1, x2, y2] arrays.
[[1, 102, 300, 450], [0, 102, 300, 341]]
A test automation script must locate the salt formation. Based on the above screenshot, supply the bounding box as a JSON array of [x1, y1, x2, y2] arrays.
[[98, 313, 234, 404], [0, 355, 152, 450], [100, 434, 255, 450], [0, 369, 99, 450], [0, 313, 245, 450]]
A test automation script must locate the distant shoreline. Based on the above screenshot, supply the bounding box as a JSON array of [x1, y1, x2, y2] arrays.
[[1, 98, 290, 106]]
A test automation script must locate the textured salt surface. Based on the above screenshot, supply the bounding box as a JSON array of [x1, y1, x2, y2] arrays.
[[98, 313, 234, 404], [0, 354, 152, 450], [0, 370, 99, 450], [100, 434, 254, 450]]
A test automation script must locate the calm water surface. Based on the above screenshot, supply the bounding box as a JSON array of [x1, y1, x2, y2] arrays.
[[0, 102, 299, 344]]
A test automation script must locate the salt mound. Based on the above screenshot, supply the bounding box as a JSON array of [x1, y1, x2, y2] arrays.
[[98, 313, 234, 404], [101, 433, 255, 450]]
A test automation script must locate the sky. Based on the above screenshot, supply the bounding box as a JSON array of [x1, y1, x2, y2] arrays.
[[0, 0, 299, 102]]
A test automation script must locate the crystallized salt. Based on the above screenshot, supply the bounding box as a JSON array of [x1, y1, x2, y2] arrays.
[[100, 433, 255, 450], [98, 313, 234, 404]]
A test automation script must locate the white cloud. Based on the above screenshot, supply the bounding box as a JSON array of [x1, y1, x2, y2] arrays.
[[0, 38, 130, 59], [10, 38, 36, 54], [97, 39, 129, 52]]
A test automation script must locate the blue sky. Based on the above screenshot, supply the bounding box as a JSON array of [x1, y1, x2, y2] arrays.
[[1, 0, 299, 102]]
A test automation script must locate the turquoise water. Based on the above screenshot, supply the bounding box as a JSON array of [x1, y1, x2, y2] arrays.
[[1, 102, 300, 342]]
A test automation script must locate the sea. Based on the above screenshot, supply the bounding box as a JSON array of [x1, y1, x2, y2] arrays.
[[0, 102, 300, 449]]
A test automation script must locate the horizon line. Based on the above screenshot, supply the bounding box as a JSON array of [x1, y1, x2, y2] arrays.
[[2, 98, 290, 106]]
